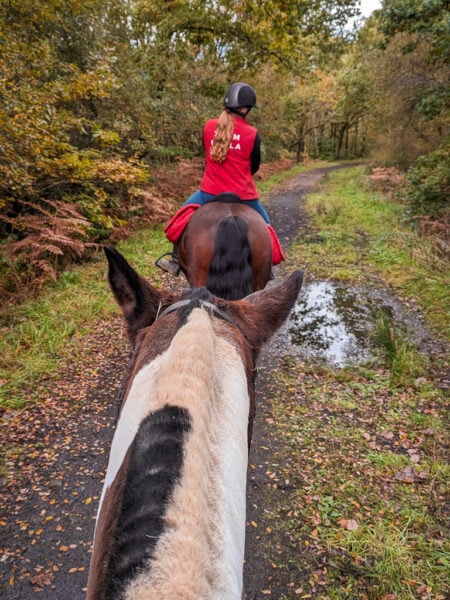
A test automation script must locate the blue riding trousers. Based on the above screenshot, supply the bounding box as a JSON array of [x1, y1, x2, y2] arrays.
[[182, 189, 271, 224]]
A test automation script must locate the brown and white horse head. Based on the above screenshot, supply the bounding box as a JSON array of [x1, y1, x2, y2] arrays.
[[87, 246, 303, 600]]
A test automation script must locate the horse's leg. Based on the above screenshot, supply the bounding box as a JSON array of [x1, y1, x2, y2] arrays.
[[179, 230, 215, 288]]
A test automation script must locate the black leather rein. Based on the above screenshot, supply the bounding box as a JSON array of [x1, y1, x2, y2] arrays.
[[156, 298, 240, 329]]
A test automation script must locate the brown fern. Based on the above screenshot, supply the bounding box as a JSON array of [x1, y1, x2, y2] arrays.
[[2, 199, 95, 298]]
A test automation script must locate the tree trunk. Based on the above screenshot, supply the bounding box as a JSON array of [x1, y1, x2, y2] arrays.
[[336, 122, 348, 159]]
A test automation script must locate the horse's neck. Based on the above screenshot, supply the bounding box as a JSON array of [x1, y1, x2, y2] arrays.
[[106, 310, 249, 599]]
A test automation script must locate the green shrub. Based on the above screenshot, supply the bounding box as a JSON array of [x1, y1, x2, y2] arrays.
[[403, 145, 450, 217]]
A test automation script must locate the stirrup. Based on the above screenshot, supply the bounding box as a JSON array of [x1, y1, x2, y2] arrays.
[[155, 252, 180, 277]]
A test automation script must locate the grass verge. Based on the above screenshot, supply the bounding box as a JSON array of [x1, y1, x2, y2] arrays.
[[0, 228, 169, 409], [261, 165, 448, 598], [259, 358, 449, 599], [294, 166, 449, 339]]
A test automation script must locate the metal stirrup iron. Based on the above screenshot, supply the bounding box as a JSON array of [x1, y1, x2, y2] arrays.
[[155, 252, 180, 276]]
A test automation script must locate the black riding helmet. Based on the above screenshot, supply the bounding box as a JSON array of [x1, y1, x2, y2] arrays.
[[224, 82, 258, 110]]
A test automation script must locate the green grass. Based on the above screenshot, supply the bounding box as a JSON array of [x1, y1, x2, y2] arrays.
[[333, 520, 448, 598], [0, 228, 169, 409], [293, 167, 449, 339], [263, 361, 449, 599], [370, 308, 427, 386]]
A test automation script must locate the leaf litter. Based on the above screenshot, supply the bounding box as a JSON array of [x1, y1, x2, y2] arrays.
[[0, 316, 128, 598]]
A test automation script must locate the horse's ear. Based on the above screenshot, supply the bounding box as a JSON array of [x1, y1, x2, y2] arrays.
[[104, 246, 168, 341], [240, 270, 303, 347]]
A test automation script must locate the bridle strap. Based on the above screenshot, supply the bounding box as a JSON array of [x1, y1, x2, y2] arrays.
[[157, 298, 239, 329]]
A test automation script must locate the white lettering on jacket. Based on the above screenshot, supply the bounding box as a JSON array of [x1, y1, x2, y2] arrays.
[[210, 131, 242, 151]]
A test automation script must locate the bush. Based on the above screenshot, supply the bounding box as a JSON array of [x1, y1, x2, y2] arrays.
[[403, 145, 450, 217]]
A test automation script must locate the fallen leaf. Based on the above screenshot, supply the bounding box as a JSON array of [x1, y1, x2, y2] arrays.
[[29, 572, 54, 588], [346, 519, 359, 531], [338, 518, 359, 531], [395, 466, 427, 483]]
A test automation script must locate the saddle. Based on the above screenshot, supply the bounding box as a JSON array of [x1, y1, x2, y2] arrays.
[[205, 192, 243, 205], [164, 193, 242, 243], [164, 193, 285, 264]]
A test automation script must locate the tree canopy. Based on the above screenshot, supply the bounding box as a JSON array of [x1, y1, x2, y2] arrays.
[[0, 0, 448, 298]]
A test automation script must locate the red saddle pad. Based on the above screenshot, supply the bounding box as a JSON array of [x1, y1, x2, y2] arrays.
[[164, 204, 201, 243]]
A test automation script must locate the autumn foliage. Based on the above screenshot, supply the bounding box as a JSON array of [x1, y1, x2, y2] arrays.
[[1, 0, 448, 301]]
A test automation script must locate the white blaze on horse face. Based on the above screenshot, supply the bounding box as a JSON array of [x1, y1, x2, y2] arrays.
[[124, 310, 250, 599], [126, 327, 249, 599]]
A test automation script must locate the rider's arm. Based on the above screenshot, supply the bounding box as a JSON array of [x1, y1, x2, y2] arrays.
[[250, 133, 261, 175]]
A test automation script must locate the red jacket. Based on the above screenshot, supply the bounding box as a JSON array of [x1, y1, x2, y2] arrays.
[[200, 114, 259, 200]]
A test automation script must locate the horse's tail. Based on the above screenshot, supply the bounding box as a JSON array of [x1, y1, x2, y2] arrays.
[[206, 216, 253, 301]]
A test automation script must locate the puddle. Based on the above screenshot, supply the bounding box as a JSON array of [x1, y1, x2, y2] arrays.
[[269, 278, 438, 368], [287, 281, 373, 366], [268, 278, 446, 369]]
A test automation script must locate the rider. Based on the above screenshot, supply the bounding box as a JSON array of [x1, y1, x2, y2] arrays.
[[157, 82, 284, 275]]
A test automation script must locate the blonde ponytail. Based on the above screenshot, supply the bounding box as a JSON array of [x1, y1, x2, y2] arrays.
[[210, 110, 234, 163]]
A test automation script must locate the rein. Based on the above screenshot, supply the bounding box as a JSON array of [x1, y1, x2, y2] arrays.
[[157, 298, 240, 330]]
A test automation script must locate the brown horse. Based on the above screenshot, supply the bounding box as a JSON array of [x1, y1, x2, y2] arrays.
[[178, 197, 273, 300], [86, 246, 303, 599]]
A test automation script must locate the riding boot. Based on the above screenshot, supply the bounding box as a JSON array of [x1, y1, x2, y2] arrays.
[[155, 244, 180, 276]]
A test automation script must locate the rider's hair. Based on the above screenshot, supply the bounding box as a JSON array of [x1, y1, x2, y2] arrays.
[[210, 109, 234, 163]]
